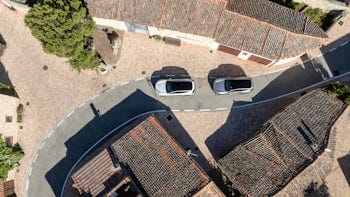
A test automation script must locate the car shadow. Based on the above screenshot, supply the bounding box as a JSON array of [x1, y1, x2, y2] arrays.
[[208, 64, 246, 89], [150, 66, 190, 87]]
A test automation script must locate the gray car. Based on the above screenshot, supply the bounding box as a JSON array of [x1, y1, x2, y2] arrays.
[[213, 77, 253, 95], [155, 78, 195, 96]]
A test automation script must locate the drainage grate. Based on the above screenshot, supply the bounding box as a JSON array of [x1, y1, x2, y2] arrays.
[[166, 115, 173, 121]]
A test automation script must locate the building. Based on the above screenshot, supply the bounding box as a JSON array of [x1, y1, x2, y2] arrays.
[[0, 180, 15, 197], [72, 115, 223, 197], [218, 90, 345, 196], [86, 0, 327, 66]]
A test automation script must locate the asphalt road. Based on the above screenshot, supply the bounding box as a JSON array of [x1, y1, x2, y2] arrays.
[[27, 42, 350, 197]]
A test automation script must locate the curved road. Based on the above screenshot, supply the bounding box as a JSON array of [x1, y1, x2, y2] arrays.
[[27, 42, 350, 197]]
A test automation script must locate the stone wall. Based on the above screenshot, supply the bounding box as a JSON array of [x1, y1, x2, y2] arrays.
[[295, 0, 348, 10]]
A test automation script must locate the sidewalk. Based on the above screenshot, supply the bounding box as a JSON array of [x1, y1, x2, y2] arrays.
[[98, 31, 287, 86]]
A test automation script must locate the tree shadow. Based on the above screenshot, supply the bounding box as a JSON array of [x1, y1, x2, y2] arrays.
[[150, 66, 190, 87], [44, 89, 223, 196], [207, 64, 246, 89], [338, 153, 350, 187]]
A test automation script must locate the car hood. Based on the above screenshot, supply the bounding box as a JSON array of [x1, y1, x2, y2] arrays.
[[155, 80, 167, 93], [213, 79, 226, 92]]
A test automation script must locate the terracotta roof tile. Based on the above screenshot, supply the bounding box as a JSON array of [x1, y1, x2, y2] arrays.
[[219, 90, 345, 196], [71, 149, 120, 196], [226, 0, 327, 38], [86, 0, 326, 60], [118, 0, 164, 27], [110, 115, 210, 196], [159, 0, 226, 37]]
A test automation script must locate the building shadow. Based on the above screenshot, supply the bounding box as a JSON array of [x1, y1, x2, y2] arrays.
[[150, 66, 190, 87], [207, 64, 246, 89], [251, 60, 330, 102], [0, 33, 5, 48], [338, 154, 350, 186], [0, 62, 18, 97], [205, 96, 297, 160], [45, 89, 220, 196], [320, 33, 350, 76]]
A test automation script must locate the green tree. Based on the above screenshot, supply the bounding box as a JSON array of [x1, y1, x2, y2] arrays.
[[304, 181, 329, 197], [25, 0, 100, 71], [324, 82, 350, 104], [0, 142, 24, 180], [69, 49, 101, 72]]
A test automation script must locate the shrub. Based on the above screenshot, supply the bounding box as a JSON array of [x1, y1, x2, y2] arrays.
[[0, 141, 24, 180], [69, 49, 101, 72], [0, 82, 10, 90], [16, 104, 24, 123], [153, 35, 163, 41], [324, 82, 350, 104]]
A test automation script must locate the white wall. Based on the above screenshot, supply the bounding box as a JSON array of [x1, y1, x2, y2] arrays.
[[148, 26, 219, 50], [272, 54, 302, 66], [93, 18, 128, 31]]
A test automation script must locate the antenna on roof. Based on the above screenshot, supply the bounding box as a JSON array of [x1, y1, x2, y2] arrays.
[[186, 149, 198, 158]]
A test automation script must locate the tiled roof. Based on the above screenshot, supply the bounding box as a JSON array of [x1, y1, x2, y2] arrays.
[[110, 115, 210, 197], [218, 90, 345, 196], [226, 0, 327, 38], [86, 0, 326, 60], [117, 0, 164, 27], [71, 149, 121, 196], [159, 0, 226, 37]]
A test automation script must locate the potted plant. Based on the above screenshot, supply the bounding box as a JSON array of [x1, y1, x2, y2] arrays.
[[97, 63, 108, 75]]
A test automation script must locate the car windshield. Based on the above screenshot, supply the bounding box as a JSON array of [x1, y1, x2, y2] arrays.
[[225, 79, 251, 91], [166, 81, 192, 93]]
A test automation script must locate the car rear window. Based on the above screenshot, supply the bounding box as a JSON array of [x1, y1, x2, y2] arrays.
[[226, 79, 252, 90], [166, 81, 192, 92]]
